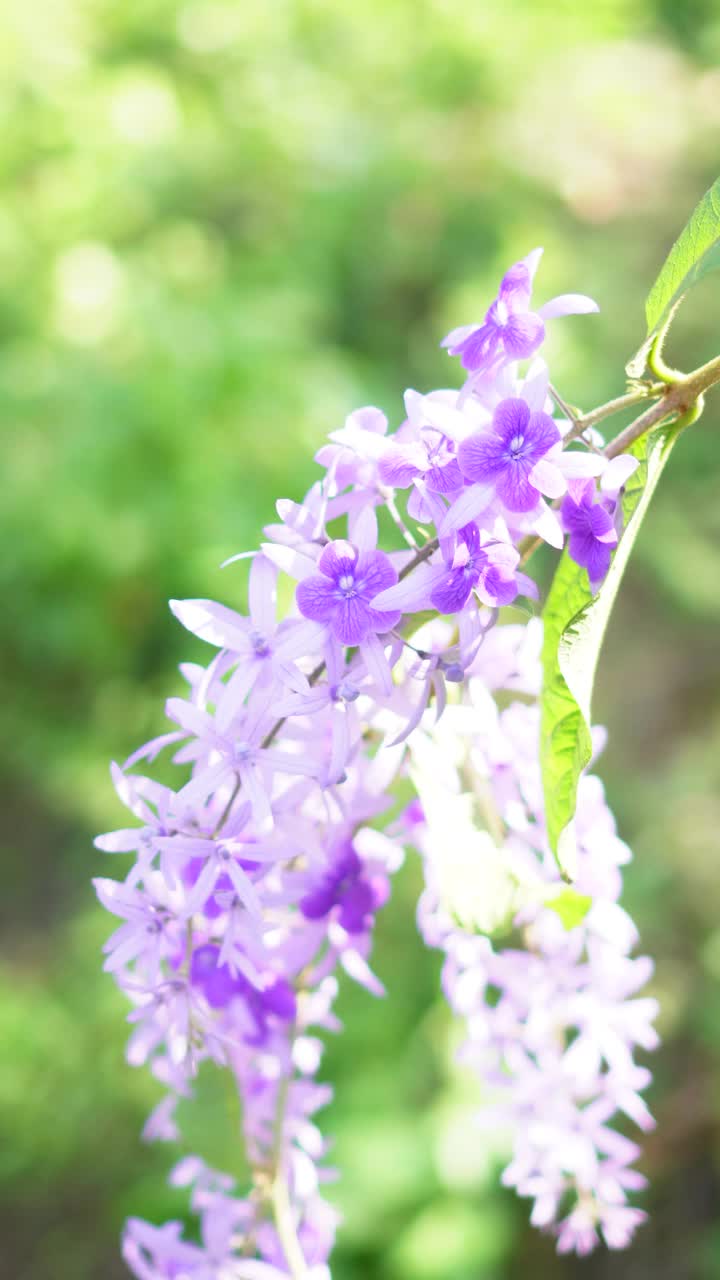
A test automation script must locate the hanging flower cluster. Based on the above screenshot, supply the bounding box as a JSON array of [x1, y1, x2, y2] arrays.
[[96, 250, 657, 1276], [408, 618, 658, 1256]]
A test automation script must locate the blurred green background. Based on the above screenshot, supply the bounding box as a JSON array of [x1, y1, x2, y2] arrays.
[[2, 0, 720, 1276]]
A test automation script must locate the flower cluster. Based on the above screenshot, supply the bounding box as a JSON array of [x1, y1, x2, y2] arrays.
[[407, 618, 658, 1255], [96, 249, 656, 1273]]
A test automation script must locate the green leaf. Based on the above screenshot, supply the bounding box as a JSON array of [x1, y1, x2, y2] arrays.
[[540, 422, 684, 878], [644, 176, 720, 338], [544, 886, 593, 931]]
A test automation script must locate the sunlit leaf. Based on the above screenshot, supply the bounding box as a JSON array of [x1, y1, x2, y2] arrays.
[[544, 886, 593, 930], [540, 422, 684, 878]]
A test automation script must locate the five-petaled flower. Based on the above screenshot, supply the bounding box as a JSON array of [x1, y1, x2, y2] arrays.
[[296, 539, 401, 646], [458, 396, 561, 513], [300, 841, 388, 934], [442, 247, 598, 378]]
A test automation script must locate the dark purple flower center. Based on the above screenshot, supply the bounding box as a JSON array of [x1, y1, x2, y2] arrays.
[[506, 432, 529, 462], [250, 630, 271, 657]]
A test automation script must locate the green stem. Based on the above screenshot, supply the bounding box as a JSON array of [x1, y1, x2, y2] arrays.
[[605, 352, 720, 458], [271, 1170, 309, 1280], [267, 1038, 310, 1279], [558, 384, 664, 446]]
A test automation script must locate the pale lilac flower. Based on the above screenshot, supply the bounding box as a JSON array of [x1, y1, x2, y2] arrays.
[[97, 253, 652, 1275], [442, 248, 598, 377], [374, 522, 526, 617], [378, 423, 463, 494]]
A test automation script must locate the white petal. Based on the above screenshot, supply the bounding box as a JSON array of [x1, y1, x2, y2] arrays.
[[328, 423, 387, 458], [169, 598, 249, 649], [438, 483, 495, 536], [520, 359, 550, 412], [260, 542, 319, 580], [418, 395, 469, 441], [601, 453, 640, 492], [529, 458, 567, 499], [248, 554, 277, 634], [359, 633, 395, 696], [532, 502, 565, 549], [350, 503, 378, 552], [521, 246, 544, 281], [441, 322, 476, 349], [537, 292, 599, 320], [403, 387, 425, 424], [372, 561, 443, 612], [557, 451, 607, 479]]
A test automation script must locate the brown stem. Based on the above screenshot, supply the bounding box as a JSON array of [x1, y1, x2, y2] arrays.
[[605, 353, 720, 458]]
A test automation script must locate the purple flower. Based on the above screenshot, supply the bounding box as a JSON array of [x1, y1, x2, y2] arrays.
[[190, 943, 245, 1009], [561, 479, 618, 587], [190, 943, 297, 1044], [378, 431, 463, 494], [300, 842, 387, 934], [442, 248, 598, 377], [429, 523, 520, 614], [446, 258, 545, 373], [296, 539, 401, 646], [458, 397, 560, 513]]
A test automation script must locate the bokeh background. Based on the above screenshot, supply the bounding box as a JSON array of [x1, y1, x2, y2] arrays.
[[3, 1, 720, 1277]]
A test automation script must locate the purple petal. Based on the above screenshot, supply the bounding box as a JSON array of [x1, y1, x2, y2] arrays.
[[561, 492, 588, 534], [425, 456, 464, 493], [365, 605, 402, 635], [459, 522, 481, 556], [458, 432, 505, 484], [318, 539, 357, 581], [338, 879, 375, 933], [430, 567, 474, 614], [569, 530, 613, 580], [498, 260, 533, 307], [456, 323, 498, 372], [261, 977, 297, 1020], [495, 461, 539, 513], [191, 944, 244, 1008], [300, 878, 337, 920], [378, 444, 425, 488], [356, 549, 398, 599], [491, 397, 531, 448], [588, 504, 618, 543], [525, 410, 561, 459], [333, 596, 371, 645], [296, 575, 338, 623], [478, 564, 519, 607], [502, 310, 545, 358]]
